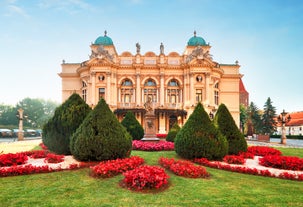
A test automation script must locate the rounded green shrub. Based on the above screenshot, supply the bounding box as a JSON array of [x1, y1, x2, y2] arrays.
[[174, 103, 228, 160], [42, 93, 91, 155], [121, 111, 144, 140], [214, 103, 247, 155], [166, 123, 181, 142], [70, 98, 132, 161]]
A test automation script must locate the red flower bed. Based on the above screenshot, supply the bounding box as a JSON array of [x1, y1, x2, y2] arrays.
[[0, 152, 28, 167], [39, 143, 48, 150], [44, 153, 65, 164], [156, 133, 167, 138], [223, 155, 245, 165], [247, 146, 281, 156], [259, 155, 303, 171], [159, 157, 209, 178], [26, 150, 49, 159], [0, 164, 55, 177], [193, 157, 303, 181], [132, 140, 174, 151], [238, 151, 254, 159], [122, 165, 169, 190], [90, 156, 145, 178]]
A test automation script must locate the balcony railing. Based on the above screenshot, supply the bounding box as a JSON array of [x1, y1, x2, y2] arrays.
[[117, 102, 182, 109]]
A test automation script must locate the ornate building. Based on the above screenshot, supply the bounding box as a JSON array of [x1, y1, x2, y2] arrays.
[[59, 31, 243, 134]]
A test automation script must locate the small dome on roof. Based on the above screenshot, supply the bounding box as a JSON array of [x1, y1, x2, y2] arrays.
[[187, 31, 207, 46], [94, 31, 113, 45]]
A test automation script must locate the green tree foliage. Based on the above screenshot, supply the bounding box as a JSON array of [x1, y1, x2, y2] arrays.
[[247, 102, 262, 135], [261, 97, 277, 135], [214, 104, 247, 154], [0, 98, 59, 129], [166, 123, 181, 142], [43, 93, 91, 155], [70, 98, 132, 161], [121, 111, 144, 140], [240, 104, 248, 134], [174, 103, 228, 160]]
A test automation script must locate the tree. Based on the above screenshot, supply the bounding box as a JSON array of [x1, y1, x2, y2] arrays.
[[240, 104, 248, 134], [121, 111, 144, 140], [70, 98, 132, 161], [247, 102, 262, 135], [261, 97, 277, 135], [174, 103, 228, 160], [214, 104, 247, 154], [0, 99, 59, 129], [166, 123, 181, 142], [43, 93, 91, 155]]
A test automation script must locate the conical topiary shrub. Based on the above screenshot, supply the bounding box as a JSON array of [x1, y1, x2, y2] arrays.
[[42, 93, 91, 155], [174, 103, 228, 160], [70, 98, 132, 161], [214, 103, 247, 155], [121, 111, 144, 140], [166, 123, 181, 142]]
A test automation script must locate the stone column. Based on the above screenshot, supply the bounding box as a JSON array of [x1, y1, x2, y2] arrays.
[[136, 73, 141, 106], [160, 72, 164, 106], [205, 73, 210, 105], [106, 72, 111, 103], [91, 72, 96, 105]]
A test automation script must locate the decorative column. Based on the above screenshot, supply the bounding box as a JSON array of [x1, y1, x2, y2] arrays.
[[91, 72, 96, 105], [136, 73, 141, 106], [189, 72, 194, 103], [160, 72, 164, 106], [17, 108, 24, 141], [278, 109, 291, 144], [106, 72, 111, 103], [205, 72, 210, 105]]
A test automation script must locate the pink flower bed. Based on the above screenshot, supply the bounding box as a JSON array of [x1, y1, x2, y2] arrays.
[[90, 156, 145, 178], [223, 155, 245, 165], [122, 165, 169, 190], [156, 134, 167, 138], [132, 140, 174, 151], [259, 155, 303, 171], [159, 157, 209, 178]]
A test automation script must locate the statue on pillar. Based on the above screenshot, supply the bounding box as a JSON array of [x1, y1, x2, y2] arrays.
[[136, 42, 141, 54], [160, 42, 164, 54]]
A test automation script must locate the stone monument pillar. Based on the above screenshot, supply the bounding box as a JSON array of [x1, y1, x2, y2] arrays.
[[142, 97, 159, 141]]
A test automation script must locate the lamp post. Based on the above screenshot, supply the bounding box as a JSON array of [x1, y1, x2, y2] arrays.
[[277, 109, 291, 144], [16, 108, 26, 141]]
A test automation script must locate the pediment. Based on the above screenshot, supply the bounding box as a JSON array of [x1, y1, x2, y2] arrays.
[[86, 57, 113, 66], [187, 57, 216, 67]]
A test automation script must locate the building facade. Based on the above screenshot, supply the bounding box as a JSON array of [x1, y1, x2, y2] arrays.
[[59, 31, 243, 134]]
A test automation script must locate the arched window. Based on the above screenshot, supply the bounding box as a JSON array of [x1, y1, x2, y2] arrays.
[[167, 79, 181, 104], [121, 79, 134, 104], [214, 82, 219, 105], [144, 79, 157, 103]]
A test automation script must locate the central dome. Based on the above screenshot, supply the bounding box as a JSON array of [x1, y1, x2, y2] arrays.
[[94, 31, 113, 45], [187, 31, 207, 46]]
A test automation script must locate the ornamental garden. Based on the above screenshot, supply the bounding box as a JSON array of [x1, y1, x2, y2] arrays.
[[1, 94, 303, 193]]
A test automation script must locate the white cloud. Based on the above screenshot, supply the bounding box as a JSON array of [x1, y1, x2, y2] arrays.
[[6, 4, 30, 18]]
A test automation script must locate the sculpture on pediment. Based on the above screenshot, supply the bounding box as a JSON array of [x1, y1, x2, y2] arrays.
[[160, 42, 164, 54], [90, 45, 113, 61], [136, 42, 141, 54], [186, 46, 213, 63]]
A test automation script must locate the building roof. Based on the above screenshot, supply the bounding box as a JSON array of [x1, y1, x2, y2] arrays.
[[239, 78, 248, 93], [94, 31, 113, 45], [286, 111, 303, 126], [187, 31, 207, 46]]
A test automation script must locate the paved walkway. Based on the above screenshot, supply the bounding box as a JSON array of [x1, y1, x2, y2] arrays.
[[0, 139, 42, 154]]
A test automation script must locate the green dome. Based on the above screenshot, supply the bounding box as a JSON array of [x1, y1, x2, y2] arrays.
[[94, 31, 113, 45], [187, 31, 207, 46]]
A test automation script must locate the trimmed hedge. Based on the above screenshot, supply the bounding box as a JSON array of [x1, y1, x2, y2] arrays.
[[70, 98, 132, 161], [174, 103, 228, 160], [166, 123, 181, 142], [214, 103, 247, 155], [42, 93, 91, 155], [121, 111, 144, 140]]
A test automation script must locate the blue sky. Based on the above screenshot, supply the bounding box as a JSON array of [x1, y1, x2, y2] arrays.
[[1, 0, 302, 113]]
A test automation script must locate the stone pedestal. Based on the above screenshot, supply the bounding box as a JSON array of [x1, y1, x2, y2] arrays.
[[141, 113, 159, 142]]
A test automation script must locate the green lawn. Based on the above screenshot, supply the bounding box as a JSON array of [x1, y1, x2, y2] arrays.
[[0, 148, 302, 207]]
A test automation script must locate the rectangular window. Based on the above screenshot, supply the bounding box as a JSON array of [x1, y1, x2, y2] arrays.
[[82, 89, 87, 102], [214, 91, 219, 105], [196, 89, 202, 103], [99, 88, 105, 100]]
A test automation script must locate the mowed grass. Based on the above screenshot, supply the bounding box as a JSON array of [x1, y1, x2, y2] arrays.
[[0, 148, 302, 207]]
